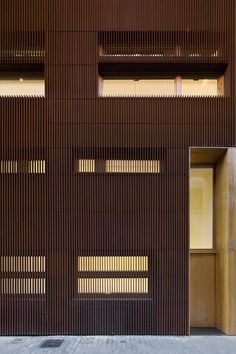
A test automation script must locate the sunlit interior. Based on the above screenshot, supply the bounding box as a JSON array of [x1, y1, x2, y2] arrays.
[[75, 159, 95, 173], [0, 256, 45, 272], [1, 278, 45, 294], [190, 168, 213, 249], [78, 278, 148, 294], [182, 79, 218, 96], [0, 79, 45, 97], [101, 77, 222, 97], [78, 256, 148, 272], [75, 159, 160, 173], [0, 256, 46, 295], [102, 79, 175, 96], [0, 160, 45, 173], [106, 160, 160, 173]]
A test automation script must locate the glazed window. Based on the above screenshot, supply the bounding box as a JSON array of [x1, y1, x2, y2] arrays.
[[0, 70, 45, 97], [100, 77, 223, 97], [190, 168, 213, 249], [181, 79, 221, 96], [0, 79, 45, 97], [100, 79, 175, 97]]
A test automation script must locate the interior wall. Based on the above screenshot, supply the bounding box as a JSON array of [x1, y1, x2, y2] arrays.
[[215, 151, 229, 333], [0, 80, 45, 96], [228, 149, 236, 334], [190, 168, 213, 249], [190, 253, 215, 327]]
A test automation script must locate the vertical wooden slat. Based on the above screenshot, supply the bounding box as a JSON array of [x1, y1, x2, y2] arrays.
[[0, 0, 235, 336]]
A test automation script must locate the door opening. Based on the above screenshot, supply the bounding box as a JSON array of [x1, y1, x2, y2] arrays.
[[189, 148, 229, 334]]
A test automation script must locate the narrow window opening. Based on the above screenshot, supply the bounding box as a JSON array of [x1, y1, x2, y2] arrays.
[[99, 77, 223, 97], [77, 256, 149, 295], [0, 71, 45, 97], [0, 160, 45, 174], [0, 256, 46, 295], [75, 159, 160, 174]]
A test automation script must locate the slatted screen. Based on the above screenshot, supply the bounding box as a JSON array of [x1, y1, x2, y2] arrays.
[[0, 0, 235, 336]]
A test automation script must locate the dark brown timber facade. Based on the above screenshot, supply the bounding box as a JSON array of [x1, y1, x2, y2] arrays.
[[0, 0, 236, 335]]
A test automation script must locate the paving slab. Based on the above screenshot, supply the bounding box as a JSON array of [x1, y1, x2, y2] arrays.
[[0, 335, 236, 354]]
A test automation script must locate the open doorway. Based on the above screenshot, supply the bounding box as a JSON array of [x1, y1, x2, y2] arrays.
[[189, 147, 236, 335]]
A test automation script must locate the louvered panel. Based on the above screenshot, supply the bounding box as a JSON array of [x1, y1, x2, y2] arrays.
[[0, 31, 45, 64]]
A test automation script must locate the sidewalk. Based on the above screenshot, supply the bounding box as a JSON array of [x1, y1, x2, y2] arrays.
[[0, 335, 236, 354]]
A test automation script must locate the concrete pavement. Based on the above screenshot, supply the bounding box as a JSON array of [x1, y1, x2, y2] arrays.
[[0, 335, 236, 354]]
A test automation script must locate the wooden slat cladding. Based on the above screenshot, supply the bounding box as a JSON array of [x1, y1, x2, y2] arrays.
[[48, 0, 229, 32], [0, 0, 235, 336], [0, 1, 45, 31], [98, 31, 228, 63], [0, 31, 45, 64]]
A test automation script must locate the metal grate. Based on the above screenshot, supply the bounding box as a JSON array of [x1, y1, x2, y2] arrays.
[[40, 339, 64, 348]]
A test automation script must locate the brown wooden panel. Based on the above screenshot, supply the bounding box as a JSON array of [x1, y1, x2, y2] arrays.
[[48, 32, 97, 66], [190, 254, 216, 327], [0, 0, 235, 336], [48, 0, 229, 32], [0, 0, 45, 31]]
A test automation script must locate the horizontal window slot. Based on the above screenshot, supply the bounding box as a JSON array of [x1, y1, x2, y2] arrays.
[[106, 160, 160, 173], [75, 159, 95, 173], [182, 79, 219, 96], [1, 278, 46, 294], [0, 160, 45, 174], [78, 256, 148, 272], [75, 160, 160, 174], [78, 278, 148, 294], [0, 79, 45, 97], [99, 77, 223, 97], [101, 79, 175, 97], [0, 256, 45, 272]]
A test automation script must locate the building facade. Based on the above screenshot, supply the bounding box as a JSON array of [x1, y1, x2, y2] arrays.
[[0, 0, 236, 335]]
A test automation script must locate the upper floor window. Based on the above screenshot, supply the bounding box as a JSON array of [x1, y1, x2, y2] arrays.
[[0, 69, 45, 97], [0, 78, 44, 97], [99, 76, 223, 97], [181, 78, 222, 96], [101, 79, 175, 97]]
